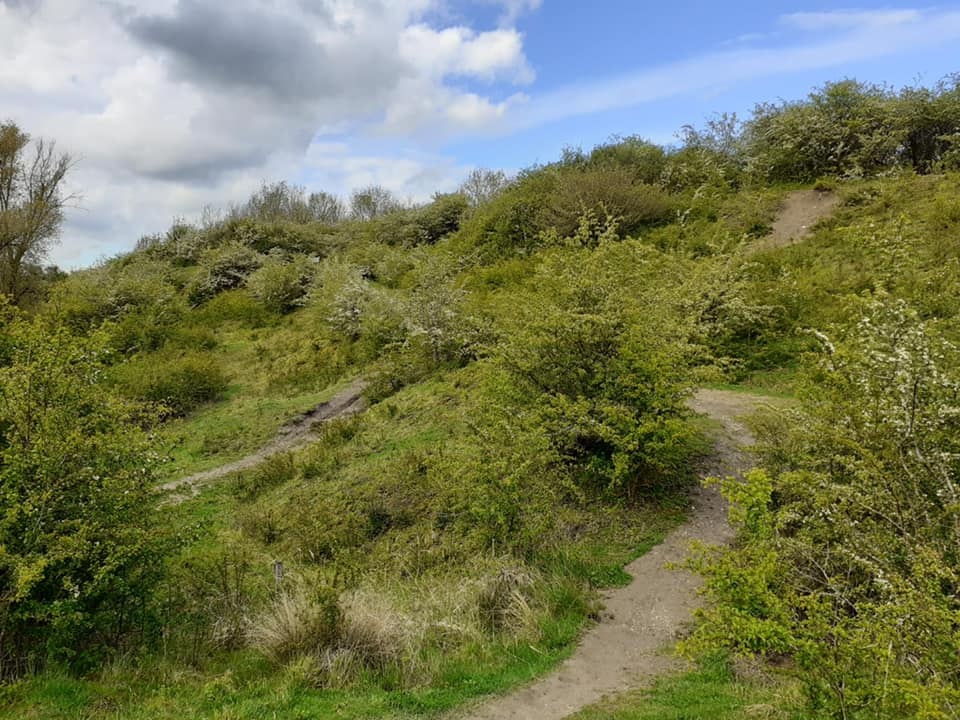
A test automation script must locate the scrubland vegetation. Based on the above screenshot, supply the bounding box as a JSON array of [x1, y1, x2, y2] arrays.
[[2, 77, 960, 718]]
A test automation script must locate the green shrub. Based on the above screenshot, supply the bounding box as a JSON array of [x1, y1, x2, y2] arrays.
[[414, 193, 469, 244], [539, 166, 675, 237], [660, 146, 738, 193], [746, 80, 901, 181], [0, 318, 169, 677], [687, 298, 960, 719], [453, 168, 555, 256], [47, 257, 185, 340], [588, 135, 667, 184], [113, 352, 228, 416], [187, 242, 264, 305], [194, 289, 275, 327], [491, 240, 698, 497], [164, 324, 218, 351], [246, 254, 314, 313]]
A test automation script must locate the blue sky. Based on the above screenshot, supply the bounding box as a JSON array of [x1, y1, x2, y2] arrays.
[[451, 2, 960, 170], [1, 0, 959, 267], [457, 5, 945, 162]]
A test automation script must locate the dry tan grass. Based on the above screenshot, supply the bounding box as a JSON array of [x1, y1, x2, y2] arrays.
[[250, 559, 543, 687], [476, 564, 539, 637], [246, 590, 338, 663], [338, 592, 413, 672]]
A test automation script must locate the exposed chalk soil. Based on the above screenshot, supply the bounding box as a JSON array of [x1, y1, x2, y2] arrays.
[[762, 188, 840, 249]]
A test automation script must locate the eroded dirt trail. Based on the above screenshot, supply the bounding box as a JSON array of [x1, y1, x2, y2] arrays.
[[763, 189, 840, 249], [456, 388, 766, 720], [160, 379, 367, 502]]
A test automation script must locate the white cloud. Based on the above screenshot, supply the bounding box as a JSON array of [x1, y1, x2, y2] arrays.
[[399, 24, 534, 84], [487, 0, 542, 26], [780, 9, 922, 31], [303, 142, 465, 202], [0, 0, 537, 266]]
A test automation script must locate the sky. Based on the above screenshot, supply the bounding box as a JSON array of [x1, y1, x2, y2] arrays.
[[2, 1, 959, 268]]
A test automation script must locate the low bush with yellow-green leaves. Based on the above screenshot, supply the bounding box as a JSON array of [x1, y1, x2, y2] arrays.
[[686, 297, 960, 719]]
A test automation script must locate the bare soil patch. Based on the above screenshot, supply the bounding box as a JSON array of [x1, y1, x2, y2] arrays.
[[762, 189, 840, 249]]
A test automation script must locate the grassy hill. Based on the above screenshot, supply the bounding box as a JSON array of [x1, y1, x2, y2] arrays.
[[2, 79, 960, 719]]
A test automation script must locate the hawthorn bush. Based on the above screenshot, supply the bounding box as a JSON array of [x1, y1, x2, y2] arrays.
[[688, 297, 960, 719], [0, 316, 168, 677]]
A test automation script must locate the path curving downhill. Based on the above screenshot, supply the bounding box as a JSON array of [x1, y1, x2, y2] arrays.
[[454, 388, 767, 720], [160, 379, 367, 503]]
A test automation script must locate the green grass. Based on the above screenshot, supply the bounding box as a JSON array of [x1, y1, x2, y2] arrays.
[[0, 531, 673, 720], [570, 656, 806, 720], [0, 635, 581, 720], [151, 310, 360, 482], [156, 380, 345, 480]]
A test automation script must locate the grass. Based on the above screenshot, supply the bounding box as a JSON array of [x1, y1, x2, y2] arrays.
[[1, 364, 691, 720], [0, 632, 578, 720], [156, 380, 344, 480], [705, 366, 800, 399], [571, 655, 806, 720], [0, 549, 649, 720], [152, 312, 359, 481]]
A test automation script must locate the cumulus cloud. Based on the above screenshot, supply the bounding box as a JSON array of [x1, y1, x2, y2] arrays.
[[127, 1, 407, 103], [399, 24, 534, 84], [0, 0, 537, 265]]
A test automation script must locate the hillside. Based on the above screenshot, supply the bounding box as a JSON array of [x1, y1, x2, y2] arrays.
[[2, 79, 960, 720]]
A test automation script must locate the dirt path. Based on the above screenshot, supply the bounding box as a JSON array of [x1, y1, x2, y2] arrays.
[[762, 189, 840, 249], [160, 380, 367, 502], [455, 388, 767, 720]]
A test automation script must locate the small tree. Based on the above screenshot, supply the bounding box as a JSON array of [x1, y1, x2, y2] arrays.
[[403, 258, 469, 364], [308, 190, 346, 224], [350, 185, 402, 221], [231, 181, 346, 224], [0, 122, 74, 304], [459, 168, 511, 206]]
